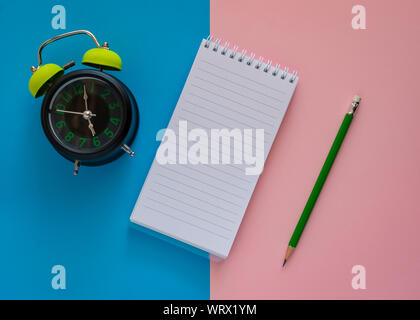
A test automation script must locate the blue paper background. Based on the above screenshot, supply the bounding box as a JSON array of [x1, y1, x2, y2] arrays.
[[0, 0, 209, 299]]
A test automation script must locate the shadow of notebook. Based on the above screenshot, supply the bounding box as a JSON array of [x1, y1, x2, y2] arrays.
[[131, 38, 298, 259]]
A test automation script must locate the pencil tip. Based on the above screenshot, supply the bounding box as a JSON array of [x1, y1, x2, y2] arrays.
[[282, 259, 287, 267]]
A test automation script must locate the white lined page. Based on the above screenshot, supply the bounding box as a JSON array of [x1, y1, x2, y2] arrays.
[[130, 39, 298, 258]]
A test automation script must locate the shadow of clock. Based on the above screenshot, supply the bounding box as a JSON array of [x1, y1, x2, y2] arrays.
[[21, 121, 140, 225]]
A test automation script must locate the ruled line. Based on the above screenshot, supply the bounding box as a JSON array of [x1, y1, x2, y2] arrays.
[[172, 116, 271, 142], [144, 196, 232, 232], [156, 146, 257, 184], [143, 204, 229, 240], [160, 154, 254, 184], [182, 103, 268, 152], [182, 164, 249, 192], [181, 107, 273, 137], [191, 82, 281, 115], [159, 135, 260, 164], [184, 99, 272, 142], [226, 163, 248, 172], [194, 76, 282, 111], [197, 67, 283, 103], [203, 163, 255, 183], [152, 181, 240, 215], [150, 188, 237, 223], [156, 173, 242, 207], [189, 83, 279, 120], [156, 138, 263, 181], [158, 165, 245, 199], [199, 60, 286, 95], [188, 92, 275, 126], [171, 116, 270, 155]]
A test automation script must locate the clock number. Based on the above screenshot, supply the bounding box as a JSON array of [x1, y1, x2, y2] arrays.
[[79, 137, 87, 148], [108, 102, 119, 110], [73, 83, 83, 95], [61, 91, 72, 103], [104, 128, 114, 138], [90, 81, 95, 93], [65, 132, 74, 142], [100, 88, 111, 100], [55, 120, 66, 128], [93, 136, 101, 147], [110, 117, 120, 126], [55, 104, 66, 114]]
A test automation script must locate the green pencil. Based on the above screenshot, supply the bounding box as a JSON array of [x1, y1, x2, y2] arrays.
[[283, 95, 362, 267]]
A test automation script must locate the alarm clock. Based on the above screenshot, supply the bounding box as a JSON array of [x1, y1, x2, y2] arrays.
[[29, 30, 139, 175]]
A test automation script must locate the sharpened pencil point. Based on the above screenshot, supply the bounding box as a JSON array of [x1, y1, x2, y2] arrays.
[[283, 246, 294, 267]]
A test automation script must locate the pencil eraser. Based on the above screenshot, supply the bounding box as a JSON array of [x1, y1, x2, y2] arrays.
[[353, 95, 361, 103]]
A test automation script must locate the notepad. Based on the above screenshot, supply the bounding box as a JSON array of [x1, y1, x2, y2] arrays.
[[130, 37, 298, 259]]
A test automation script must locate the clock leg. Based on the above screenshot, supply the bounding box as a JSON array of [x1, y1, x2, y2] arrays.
[[121, 144, 135, 156], [73, 160, 81, 175]]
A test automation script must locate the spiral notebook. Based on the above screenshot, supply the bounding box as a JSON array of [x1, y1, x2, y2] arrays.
[[130, 37, 298, 259]]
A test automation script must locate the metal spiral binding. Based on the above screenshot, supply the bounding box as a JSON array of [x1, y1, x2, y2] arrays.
[[204, 36, 298, 83]]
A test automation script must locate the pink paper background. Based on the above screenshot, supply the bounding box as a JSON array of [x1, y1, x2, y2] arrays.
[[210, 0, 420, 299]]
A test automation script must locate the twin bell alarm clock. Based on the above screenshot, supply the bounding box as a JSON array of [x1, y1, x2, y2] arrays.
[[29, 30, 139, 175]]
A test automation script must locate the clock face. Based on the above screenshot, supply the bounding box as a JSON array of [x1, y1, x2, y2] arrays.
[[47, 76, 127, 154]]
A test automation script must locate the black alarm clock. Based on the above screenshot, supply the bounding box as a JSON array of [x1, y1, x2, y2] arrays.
[[29, 30, 139, 175]]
